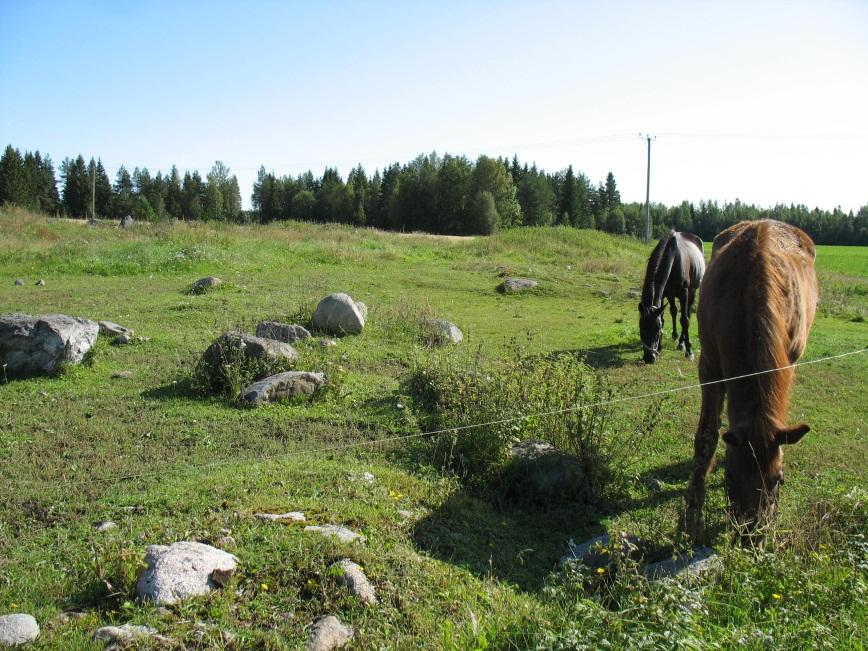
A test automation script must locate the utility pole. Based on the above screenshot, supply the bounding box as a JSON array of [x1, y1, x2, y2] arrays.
[[639, 133, 655, 245], [90, 159, 96, 223]]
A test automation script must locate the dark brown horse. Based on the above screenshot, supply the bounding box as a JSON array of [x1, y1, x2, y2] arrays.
[[683, 220, 818, 541], [638, 230, 705, 363]]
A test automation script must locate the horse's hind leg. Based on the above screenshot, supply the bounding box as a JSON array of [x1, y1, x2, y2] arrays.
[[682, 355, 724, 541], [680, 289, 693, 358], [670, 298, 679, 342]]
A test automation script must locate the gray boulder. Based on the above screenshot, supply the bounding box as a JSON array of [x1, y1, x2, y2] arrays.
[[304, 524, 365, 544], [0, 313, 99, 378], [241, 371, 326, 405], [311, 293, 365, 335], [642, 547, 719, 580], [189, 276, 222, 294], [35, 279, 45, 287], [499, 277, 538, 294], [0, 614, 39, 646], [198, 332, 298, 389], [331, 559, 377, 605], [504, 440, 588, 504], [98, 321, 133, 337], [255, 321, 312, 343], [119, 215, 134, 229], [422, 319, 463, 345], [13, 279, 23, 287], [136, 541, 238, 605], [306, 615, 353, 651]]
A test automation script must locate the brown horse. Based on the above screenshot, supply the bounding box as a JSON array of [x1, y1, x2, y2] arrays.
[[683, 220, 818, 541], [638, 230, 705, 363]]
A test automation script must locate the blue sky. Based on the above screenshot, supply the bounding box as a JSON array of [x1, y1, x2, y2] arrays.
[[1, 1, 866, 211]]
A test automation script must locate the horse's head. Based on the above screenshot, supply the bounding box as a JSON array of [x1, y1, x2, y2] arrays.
[[723, 423, 810, 540], [638, 302, 665, 363]]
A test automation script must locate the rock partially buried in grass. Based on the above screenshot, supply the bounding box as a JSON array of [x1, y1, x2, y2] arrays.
[[111, 370, 132, 379], [256, 321, 311, 343], [330, 559, 377, 605], [189, 276, 222, 294], [93, 521, 117, 532], [304, 524, 365, 543], [499, 277, 538, 294], [642, 546, 719, 580], [13, 279, 24, 287], [198, 332, 298, 390], [504, 440, 588, 504], [0, 313, 99, 378], [422, 319, 463, 345], [98, 321, 133, 337], [0, 614, 39, 647], [119, 215, 134, 229], [136, 541, 238, 605], [254, 511, 306, 523], [241, 371, 326, 405], [35, 279, 45, 287], [94, 623, 164, 645], [560, 531, 641, 567], [312, 293, 366, 335], [306, 615, 353, 651]]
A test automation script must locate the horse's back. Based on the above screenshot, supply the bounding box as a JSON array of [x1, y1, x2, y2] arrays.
[[676, 231, 706, 285]]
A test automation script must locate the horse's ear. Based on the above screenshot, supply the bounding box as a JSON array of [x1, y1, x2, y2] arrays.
[[722, 430, 742, 446], [775, 424, 810, 446]]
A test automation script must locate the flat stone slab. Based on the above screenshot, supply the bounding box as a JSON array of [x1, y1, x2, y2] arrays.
[[255, 321, 311, 343], [0, 614, 39, 646], [304, 525, 365, 544], [0, 313, 99, 377], [98, 321, 133, 337], [560, 532, 641, 567], [136, 541, 238, 605], [642, 547, 719, 580], [500, 277, 538, 294], [254, 511, 306, 523], [241, 371, 325, 405], [94, 521, 117, 532], [331, 559, 377, 605], [312, 293, 366, 335], [307, 615, 353, 651], [94, 623, 163, 644]]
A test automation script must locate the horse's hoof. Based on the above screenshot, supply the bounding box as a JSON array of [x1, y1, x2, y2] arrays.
[[676, 341, 685, 351], [672, 333, 678, 341], [686, 351, 695, 361]]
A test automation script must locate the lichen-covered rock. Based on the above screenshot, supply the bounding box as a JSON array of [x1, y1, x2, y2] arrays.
[[304, 525, 365, 544], [241, 371, 326, 405], [0, 614, 39, 646], [255, 321, 311, 343], [99, 321, 133, 337], [254, 511, 306, 523], [331, 559, 377, 605], [198, 332, 298, 390], [499, 277, 538, 294], [306, 615, 353, 651], [311, 293, 365, 335], [94, 623, 161, 644], [0, 313, 99, 378], [136, 541, 238, 605]]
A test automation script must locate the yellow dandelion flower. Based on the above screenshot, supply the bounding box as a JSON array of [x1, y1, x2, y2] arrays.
[[596, 567, 606, 574], [260, 583, 269, 591], [772, 593, 782, 600]]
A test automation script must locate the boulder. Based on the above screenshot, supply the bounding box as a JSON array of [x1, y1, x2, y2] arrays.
[[422, 319, 463, 345], [499, 277, 538, 294], [241, 371, 326, 405], [0, 614, 39, 646], [13, 279, 23, 287], [504, 440, 588, 504], [119, 215, 134, 229], [642, 547, 719, 580], [189, 276, 222, 294], [0, 313, 99, 378], [331, 559, 377, 605], [255, 321, 311, 343], [311, 293, 365, 335], [198, 332, 298, 389], [306, 616, 353, 651], [136, 541, 238, 605], [35, 279, 45, 287]]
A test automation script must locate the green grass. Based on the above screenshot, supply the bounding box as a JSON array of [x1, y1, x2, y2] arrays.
[[0, 206, 866, 649]]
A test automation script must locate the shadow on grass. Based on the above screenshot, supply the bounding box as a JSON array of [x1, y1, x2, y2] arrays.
[[140, 378, 200, 401], [548, 342, 642, 370]]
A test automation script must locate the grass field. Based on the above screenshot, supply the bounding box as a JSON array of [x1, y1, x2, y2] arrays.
[[0, 206, 865, 650]]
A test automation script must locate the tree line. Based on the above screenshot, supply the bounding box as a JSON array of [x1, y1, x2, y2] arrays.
[[1, 143, 866, 244]]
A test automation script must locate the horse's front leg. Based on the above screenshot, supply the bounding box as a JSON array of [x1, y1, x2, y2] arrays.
[[670, 297, 679, 342], [681, 289, 695, 359], [682, 355, 724, 541]]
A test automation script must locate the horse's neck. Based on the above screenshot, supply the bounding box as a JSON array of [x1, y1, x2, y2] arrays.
[[645, 237, 678, 306]]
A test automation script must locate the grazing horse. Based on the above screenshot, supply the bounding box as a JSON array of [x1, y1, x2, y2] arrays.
[[638, 231, 705, 363], [683, 220, 818, 541]]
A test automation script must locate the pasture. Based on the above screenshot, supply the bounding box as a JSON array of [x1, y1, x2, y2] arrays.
[[0, 207, 865, 650]]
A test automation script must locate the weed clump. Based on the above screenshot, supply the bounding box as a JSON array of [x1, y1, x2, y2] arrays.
[[192, 332, 296, 398]]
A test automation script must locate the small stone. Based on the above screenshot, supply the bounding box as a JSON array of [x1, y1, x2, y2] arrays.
[[93, 623, 161, 644], [254, 511, 306, 523], [349, 472, 374, 484], [628, 288, 641, 298], [112, 334, 132, 346], [0, 614, 40, 646], [642, 547, 719, 580], [35, 279, 45, 287], [643, 477, 664, 493], [255, 321, 312, 343], [98, 321, 133, 337], [320, 338, 338, 348], [111, 371, 132, 379], [94, 521, 117, 532], [136, 541, 238, 605], [136, 336, 151, 342], [593, 289, 610, 298], [189, 276, 222, 294], [397, 509, 414, 520], [306, 615, 353, 651], [422, 319, 463, 345], [330, 559, 377, 605], [13, 279, 24, 286], [304, 525, 365, 544], [214, 535, 236, 550], [56, 611, 87, 624]]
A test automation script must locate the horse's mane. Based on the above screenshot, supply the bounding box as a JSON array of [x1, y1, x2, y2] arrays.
[[641, 230, 676, 307]]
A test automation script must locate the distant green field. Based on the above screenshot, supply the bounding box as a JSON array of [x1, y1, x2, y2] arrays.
[[0, 207, 865, 650]]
